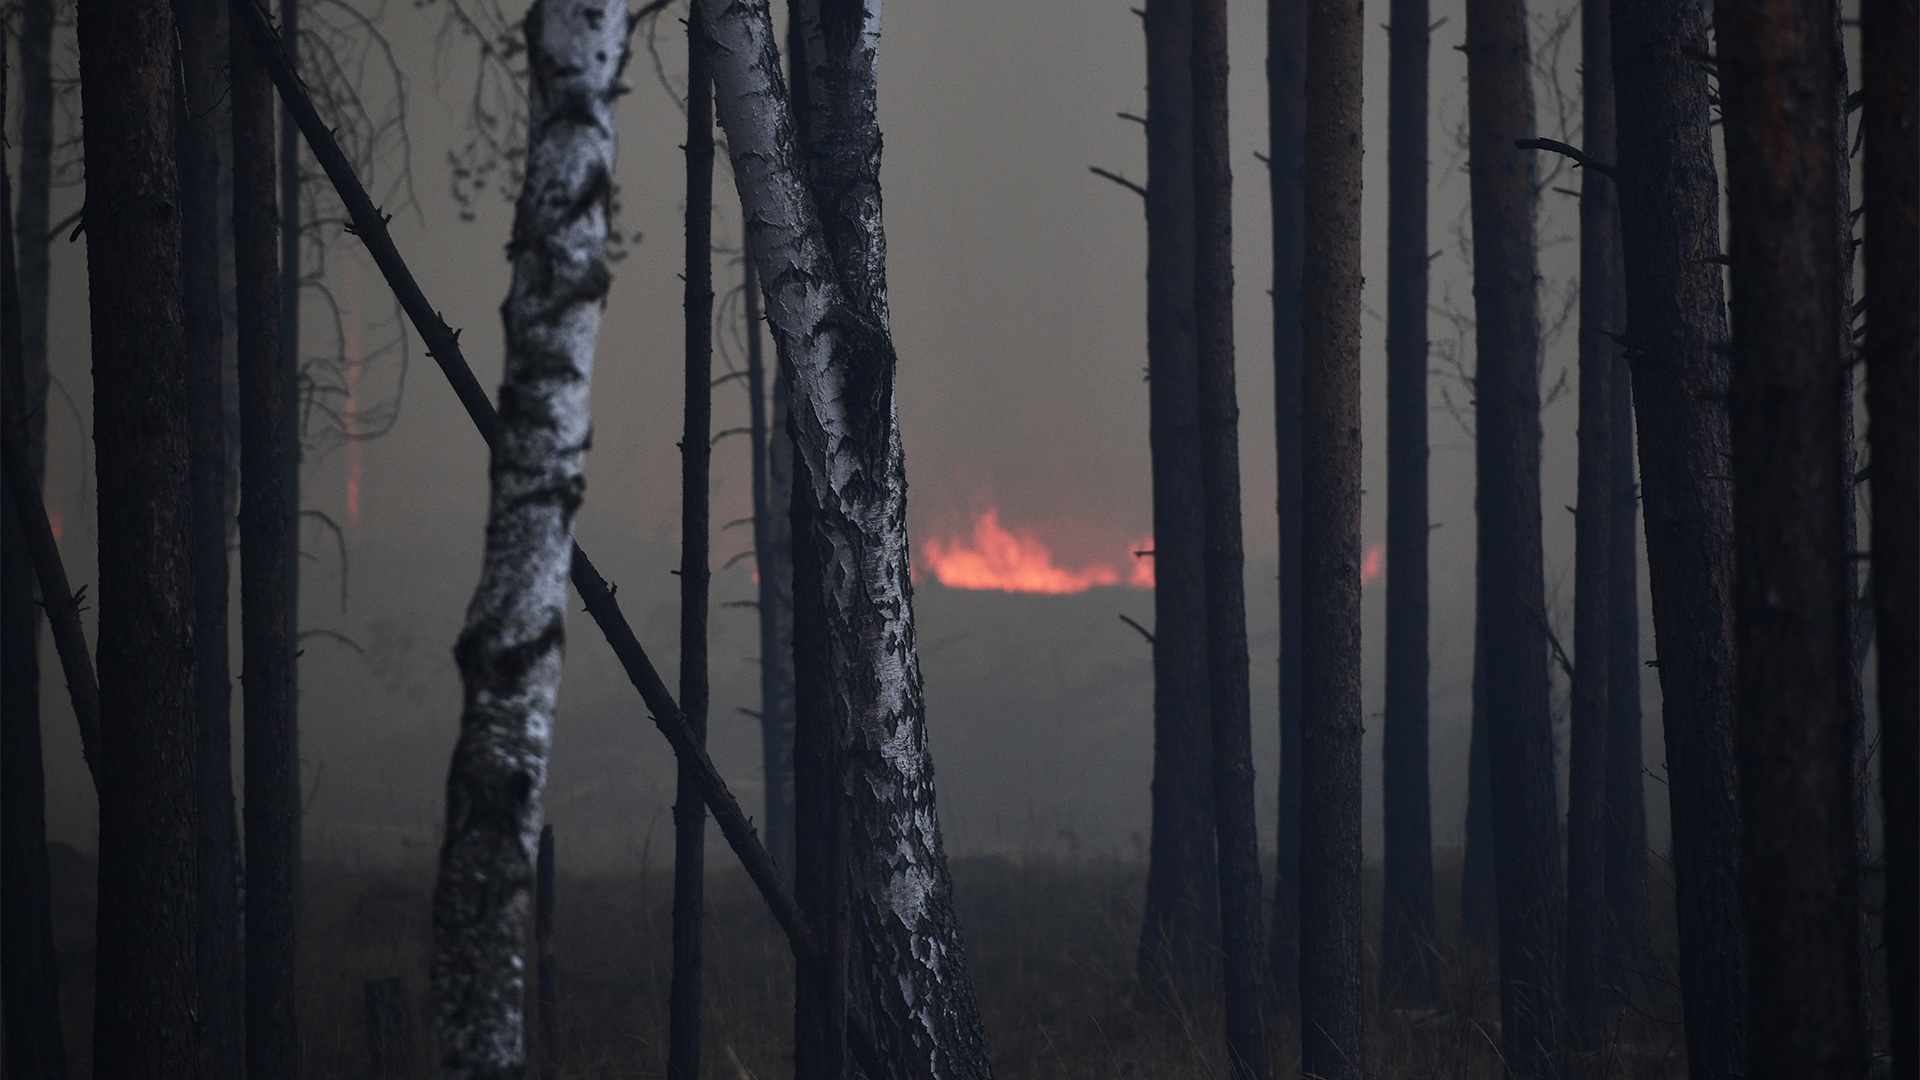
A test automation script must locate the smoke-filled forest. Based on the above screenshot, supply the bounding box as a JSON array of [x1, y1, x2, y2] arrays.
[[0, 0, 1913, 1076]]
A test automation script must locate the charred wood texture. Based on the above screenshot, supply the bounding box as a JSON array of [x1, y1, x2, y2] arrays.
[[1604, 302, 1646, 984], [1299, 0, 1365, 1073], [431, 3, 626, 1073], [1610, 0, 1747, 1074], [75, 0, 203, 1071]]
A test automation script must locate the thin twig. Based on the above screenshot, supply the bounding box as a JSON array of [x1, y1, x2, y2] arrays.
[[1088, 165, 1147, 199], [1118, 613, 1155, 645], [1515, 137, 1617, 179]]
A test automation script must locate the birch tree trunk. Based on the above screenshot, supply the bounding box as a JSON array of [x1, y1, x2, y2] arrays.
[[702, 2, 991, 1074], [431, 4, 626, 1074]]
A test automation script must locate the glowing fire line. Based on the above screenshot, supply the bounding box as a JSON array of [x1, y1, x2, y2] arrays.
[[921, 509, 1151, 594]]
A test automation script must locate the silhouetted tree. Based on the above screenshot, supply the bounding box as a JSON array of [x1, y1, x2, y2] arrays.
[[1610, 0, 1746, 1074], [669, 6, 714, 1076], [77, 0, 202, 1071], [1381, 0, 1433, 1003], [1298, 0, 1363, 1073], [1861, 0, 1917, 1072], [1604, 307, 1646, 983], [1266, 0, 1306, 1014], [745, 251, 797, 888], [1461, 624, 1495, 948], [1718, 5, 1862, 1078]]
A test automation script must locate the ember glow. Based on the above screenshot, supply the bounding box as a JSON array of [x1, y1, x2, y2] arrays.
[[1362, 543, 1384, 586], [921, 509, 1150, 594]]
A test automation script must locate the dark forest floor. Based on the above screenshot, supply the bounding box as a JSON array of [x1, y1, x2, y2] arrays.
[[35, 844, 1853, 1079]]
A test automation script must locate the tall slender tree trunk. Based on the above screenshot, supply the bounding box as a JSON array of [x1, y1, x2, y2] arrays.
[[233, 2, 300, 1074], [1298, 0, 1363, 1073], [1563, 0, 1620, 1063], [76, 0, 203, 1071], [708, 3, 991, 1073], [1381, 0, 1433, 1003], [1193, 5, 1268, 1076], [1603, 314, 1646, 984], [1609, 0, 1746, 1074], [1718, 5, 1861, 1078], [669, 8, 713, 1076], [1138, 0, 1218, 1001], [429, 4, 625, 1072], [1461, 625, 1496, 947], [1466, 0, 1562, 1070], [276, 0, 302, 855], [0, 28, 68, 1077], [1266, 0, 1307, 1014], [177, 0, 244, 1072], [1860, 0, 1918, 1072], [746, 252, 797, 890]]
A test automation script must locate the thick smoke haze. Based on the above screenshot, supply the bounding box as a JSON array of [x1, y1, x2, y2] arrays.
[[22, 0, 1669, 871]]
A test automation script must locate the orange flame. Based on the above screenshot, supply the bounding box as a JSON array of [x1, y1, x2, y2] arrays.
[[922, 509, 1149, 594], [1361, 543, 1383, 586]]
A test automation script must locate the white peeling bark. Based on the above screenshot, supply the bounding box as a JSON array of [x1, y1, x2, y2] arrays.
[[699, 1, 991, 1076], [430, 3, 627, 1076]]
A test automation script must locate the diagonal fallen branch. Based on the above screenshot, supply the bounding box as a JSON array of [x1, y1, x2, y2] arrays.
[[234, 0, 815, 962], [1515, 137, 1618, 180]]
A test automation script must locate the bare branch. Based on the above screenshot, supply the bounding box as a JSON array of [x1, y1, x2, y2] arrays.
[[1088, 165, 1147, 199], [1515, 137, 1618, 179]]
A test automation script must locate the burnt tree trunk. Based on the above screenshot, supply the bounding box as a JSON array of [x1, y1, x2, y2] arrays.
[[1610, 0, 1747, 1074], [1466, 0, 1562, 1070], [76, 0, 203, 1072], [275, 0, 302, 826], [746, 253, 797, 890], [1139, 0, 1218, 1001], [176, 0, 245, 1073], [1562, 0, 1620, 1067], [0, 28, 69, 1077], [1381, 0, 1433, 1003], [1604, 313, 1646, 983], [1861, 0, 1918, 1071], [669, 7, 713, 1076], [536, 825, 557, 1079], [1719, 5, 1863, 1078], [1298, 0, 1364, 1073], [233, 2, 301, 1073], [1193, 4, 1269, 1076], [1266, 0, 1307, 1013], [1461, 625, 1496, 948]]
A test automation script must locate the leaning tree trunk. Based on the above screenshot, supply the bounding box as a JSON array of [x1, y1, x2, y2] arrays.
[[430, 4, 626, 1074], [1860, 0, 1918, 1072], [1193, 3, 1269, 1076], [1266, 0, 1307, 1013], [76, 0, 203, 1072], [1718, 5, 1863, 1078], [1466, 0, 1562, 1072], [176, 0, 245, 1072], [0, 27, 69, 1078], [1137, 0, 1219, 1002], [746, 252, 798, 889], [668, 7, 713, 1077], [704, 1, 992, 1074], [1604, 301, 1646, 985], [233, 2, 300, 1074], [1381, 0, 1433, 1004], [1298, 0, 1364, 1074], [1610, 0, 1746, 1074], [1563, 0, 1620, 1067]]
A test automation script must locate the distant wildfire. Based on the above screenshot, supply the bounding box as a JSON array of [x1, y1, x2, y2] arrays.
[[1362, 542, 1383, 586], [920, 508, 1153, 594]]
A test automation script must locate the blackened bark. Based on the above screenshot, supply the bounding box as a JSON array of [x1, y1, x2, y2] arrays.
[[1193, 4, 1268, 1076], [16, 0, 52, 475], [746, 254, 797, 890], [1461, 626, 1496, 948], [1139, 0, 1219, 1000], [233, 4, 300, 1073], [1719, 6, 1862, 1078], [0, 37, 68, 1076], [669, 9, 714, 1075], [536, 825, 558, 1080], [1563, 0, 1620, 1066], [1298, 0, 1364, 1073], [1381, 0, 1433, 1003], [1603, 342, 1646, 974], [177, 0, 244, 1072], [1610, 1, 1746, 1074], [76, 0, 203, 1071], [1267, 0, 1307, 1013], [1466, 0, 1562, 1070], [1861, 0, 1918, 1072], [276, 0, 302, 800]]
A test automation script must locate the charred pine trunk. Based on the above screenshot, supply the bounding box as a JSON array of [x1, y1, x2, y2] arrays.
[[1562, 0, 1620, 1067], [1466, 0, 1562, 1070], [668, 8, 714, 1076], [1719, 5, 1863, 1077], [1604, 321, 1646, 983], [746, 253, 797, 889], [76, 0, 203, 1071], [1610, 0, 1747, 1073], [1298, 0, 1364, 1073], [233, 2, 301, 1073], [1266, 0, 1307, 1014], [1192, 4, 1268, 1075], [1860, 0, 1918, 1071], [1381, 0, 1433, 1003], [1138, 0, 1219, 1001], [1461, 626, 1496, 948]]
